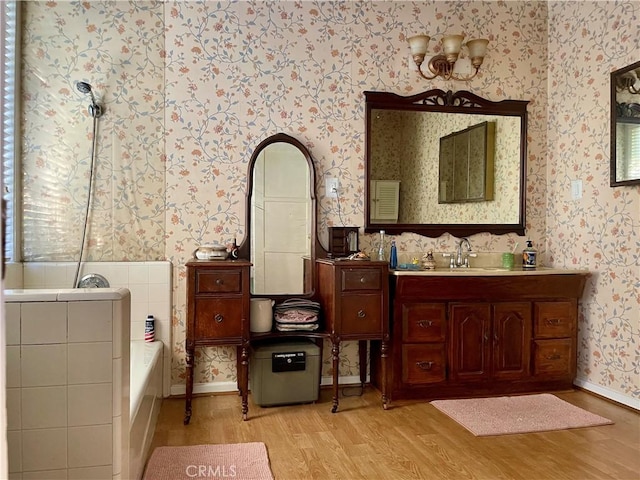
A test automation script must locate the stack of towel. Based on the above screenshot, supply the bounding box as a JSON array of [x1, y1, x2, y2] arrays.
[[274, 298, 321, 332]]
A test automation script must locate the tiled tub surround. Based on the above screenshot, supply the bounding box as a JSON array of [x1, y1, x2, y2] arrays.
[[4, 261, 172, 398], [5, 288, 131, 479]]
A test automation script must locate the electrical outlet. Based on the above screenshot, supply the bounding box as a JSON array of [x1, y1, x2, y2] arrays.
[[326, 177, 339, 198]]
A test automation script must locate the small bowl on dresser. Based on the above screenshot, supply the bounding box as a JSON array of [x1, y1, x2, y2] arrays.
[[194, 244, 229, 260]]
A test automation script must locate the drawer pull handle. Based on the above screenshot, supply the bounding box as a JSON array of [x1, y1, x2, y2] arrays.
[[214, 314, 224, 323], [216, 279, 224, 285], [417, 320, 433, 328], [546, 318, 561, 325], [357, 310, 366, 318], [546, 353, 561, 360], [360, 277, 366, 283], [416, 361, 434, 370]]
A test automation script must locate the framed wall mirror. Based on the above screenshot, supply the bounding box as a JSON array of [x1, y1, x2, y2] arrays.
[[364, 89, 529, 237], [611, 60, 640, 187], [238, 133, 322, 297]]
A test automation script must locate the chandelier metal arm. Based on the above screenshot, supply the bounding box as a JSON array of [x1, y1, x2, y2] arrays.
[[414, 54, 480, 82]]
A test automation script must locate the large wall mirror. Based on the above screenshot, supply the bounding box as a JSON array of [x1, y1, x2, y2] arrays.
[[611, 60, 640, 187], [365, 89, 529, 237], [238, 133, 321, 297]]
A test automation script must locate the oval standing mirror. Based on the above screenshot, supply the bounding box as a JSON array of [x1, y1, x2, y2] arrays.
[[365, 89, 529, 237], [611, 60, 640, 187], [239, 133, 319, 296]]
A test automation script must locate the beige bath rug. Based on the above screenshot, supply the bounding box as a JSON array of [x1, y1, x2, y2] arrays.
[[430, 393, 613, 436], [143, 442, 274, 480]]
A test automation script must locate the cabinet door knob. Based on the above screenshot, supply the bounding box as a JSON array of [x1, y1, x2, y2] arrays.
[[360, 277, 366, 283], [416, 361, 433, 370], [357, 310, 366, 318], [417, 320, 433, 328], [216, 279, 224, 285], [214, 313, 223, 323]]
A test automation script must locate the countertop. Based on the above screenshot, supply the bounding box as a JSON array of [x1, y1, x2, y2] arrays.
[[390, 266, 589, 276]]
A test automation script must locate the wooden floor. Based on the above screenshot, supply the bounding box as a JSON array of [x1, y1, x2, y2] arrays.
[[149, 387, 640, 480]]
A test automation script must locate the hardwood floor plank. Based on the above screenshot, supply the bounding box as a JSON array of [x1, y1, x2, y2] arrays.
[[148, 388, 640, 480]]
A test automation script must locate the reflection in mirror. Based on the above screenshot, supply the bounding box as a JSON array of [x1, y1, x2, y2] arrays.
[[611, 60, 640, 187], [365, 89, 529, 237], [240, 133, 320, 297]]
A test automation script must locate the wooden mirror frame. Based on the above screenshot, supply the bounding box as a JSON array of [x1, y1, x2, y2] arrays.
[[364, 89, 529, 237], [610, 60, 640, 187], [237, 132, 325, 299]]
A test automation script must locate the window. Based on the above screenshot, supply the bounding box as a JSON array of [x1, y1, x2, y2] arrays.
[[1, 1, 17, 263]]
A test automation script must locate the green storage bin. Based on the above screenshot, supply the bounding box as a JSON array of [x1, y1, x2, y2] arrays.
[[250, 340, 321, 406]]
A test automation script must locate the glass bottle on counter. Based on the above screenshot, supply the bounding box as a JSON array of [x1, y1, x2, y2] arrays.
[[377, 230, 386, 261], [389, 240, 398, 269]]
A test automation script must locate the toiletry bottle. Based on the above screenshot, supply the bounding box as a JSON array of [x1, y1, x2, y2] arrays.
[[522, 240, 537, 268], [389, 240, 398, 269], [145, 315, 155, 342], [230, 237, 239, 259], [377, 230, 386, 261]]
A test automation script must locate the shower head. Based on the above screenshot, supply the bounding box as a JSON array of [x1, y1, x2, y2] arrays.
[[75, 81, 104, 118], [76, 81, 93, 95]]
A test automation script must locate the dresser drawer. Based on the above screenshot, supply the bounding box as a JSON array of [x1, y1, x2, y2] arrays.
[[340, 294, 382, 335], [402, 303, 446, 343], [341, 268, 382, 291], [195, 269, 242, 294], [533, 339, 573, 377], [534, 301, 575, 338], [402, 344, 446, 384], [194, 298, 243, 341]]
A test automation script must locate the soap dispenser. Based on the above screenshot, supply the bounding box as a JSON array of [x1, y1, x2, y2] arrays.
[[522, 240, 537, 268]]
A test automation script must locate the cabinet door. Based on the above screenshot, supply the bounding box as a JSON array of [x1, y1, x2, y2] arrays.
[[492, 302, 531, 380], [450, 303, 491, 381]]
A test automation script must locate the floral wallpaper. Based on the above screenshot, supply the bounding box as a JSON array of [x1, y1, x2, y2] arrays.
[[17, 1, 638, 405]]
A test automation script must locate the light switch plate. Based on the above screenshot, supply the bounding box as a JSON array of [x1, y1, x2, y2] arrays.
[[571, 179, 583, 200]]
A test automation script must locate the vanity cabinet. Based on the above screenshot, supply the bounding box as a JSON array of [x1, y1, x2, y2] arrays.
[[316, 258, 390, 412], [378, 273, 586, 402], [184, 260, 251, 424]]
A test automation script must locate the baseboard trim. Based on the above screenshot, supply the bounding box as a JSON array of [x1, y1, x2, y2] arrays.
[[170, 375, 365, 397], [573, 377, 639, 410]]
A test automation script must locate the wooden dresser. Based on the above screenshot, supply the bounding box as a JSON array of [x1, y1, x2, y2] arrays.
[[184, 259, 251, 424], [316, 258, 390, 412], [372, 271, 587, 403]]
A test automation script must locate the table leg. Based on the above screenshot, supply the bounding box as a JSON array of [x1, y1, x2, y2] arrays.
[[184, 344, 194, 425], [240, 344, 249, 420], [358, 340, 367, 387], [381, 338, 389, 410], [331, 338, 340, 413]]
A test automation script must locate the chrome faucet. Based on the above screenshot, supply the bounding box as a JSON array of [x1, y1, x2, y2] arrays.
[[456, 237, 473, 267]]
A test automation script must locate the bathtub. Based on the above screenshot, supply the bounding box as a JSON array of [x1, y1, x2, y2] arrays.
[[4, 287, 163, 479]]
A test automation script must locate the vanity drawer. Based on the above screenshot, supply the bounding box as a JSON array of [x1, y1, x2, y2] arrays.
[[402, 344, 446, 384], [533, 338, 573, 377], [341, 268, 382, 291], [194, 298, 243, 341], [340, 294, 382, 335], [534, 301, 575, 338], [195, 269, 242, 294], [402, 303, 446, 343]]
